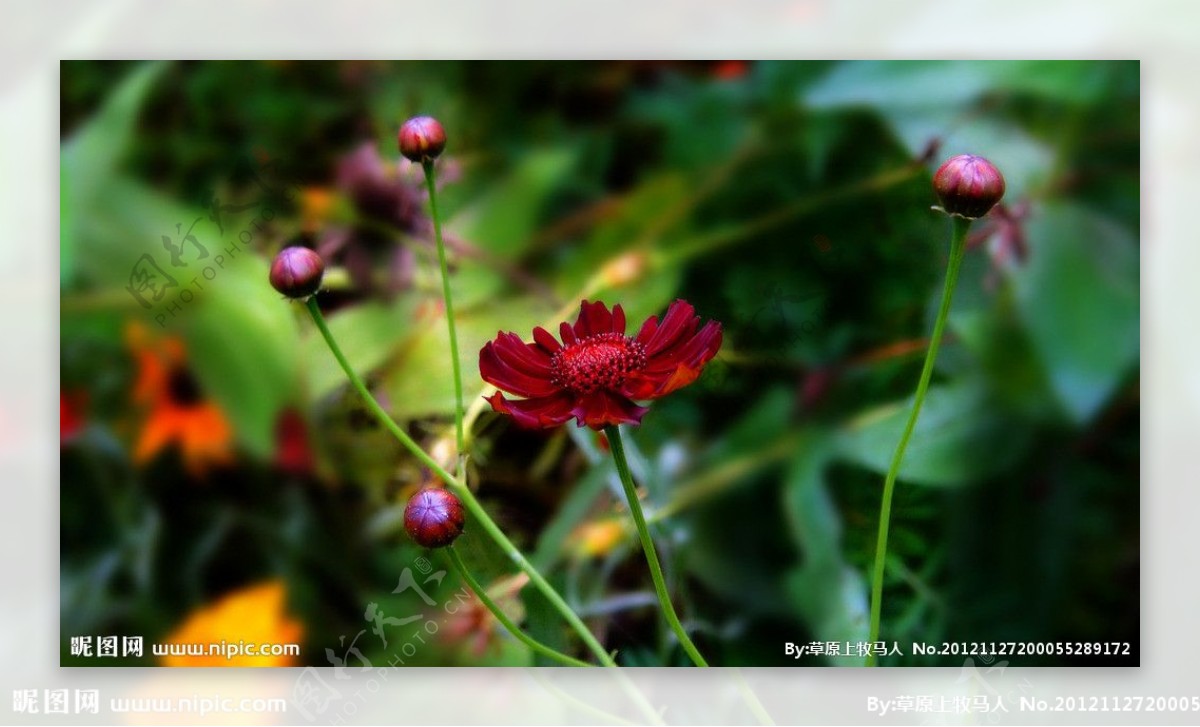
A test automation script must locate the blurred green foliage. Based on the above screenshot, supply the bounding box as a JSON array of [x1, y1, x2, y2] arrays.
[[60, 61, 1138, 667]]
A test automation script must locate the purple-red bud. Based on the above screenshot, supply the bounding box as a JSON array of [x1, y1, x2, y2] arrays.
[[269, 246, 325, 299], [932, 154, 1005, 219], [404, 487, 465, 548], [398, 116, 446, 163]]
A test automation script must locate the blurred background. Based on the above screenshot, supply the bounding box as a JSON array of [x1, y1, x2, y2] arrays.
[[60, 60, 1139, 667]]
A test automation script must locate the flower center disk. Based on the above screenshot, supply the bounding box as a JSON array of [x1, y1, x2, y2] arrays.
[[550, 333, 646, 394]]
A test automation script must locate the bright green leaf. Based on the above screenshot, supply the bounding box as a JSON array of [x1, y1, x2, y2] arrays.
[[382, 295, 550, 420], [61, 63, 168, 288], [449, 147, 578, 259], [181, 254, 300, 458], [302, 297, 419, 401]]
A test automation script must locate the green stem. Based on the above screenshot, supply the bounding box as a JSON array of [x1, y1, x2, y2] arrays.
[[528, 671, 638, 726], [444, 546, 593, 667], [604, 425, 709, 667], [303, 297, 615, 667], [422, 159, 466, 477], [867, 216, 972, 666], [732, 669, 776, 725]]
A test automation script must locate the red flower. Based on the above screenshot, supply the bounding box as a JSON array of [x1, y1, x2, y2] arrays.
[[273, 408, 315, 476], [480, 299, 722, 430], [60, 390, 88, 443]]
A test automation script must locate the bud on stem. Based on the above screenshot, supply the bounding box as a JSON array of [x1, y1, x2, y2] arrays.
[[398, 116, 447, 163], [269, 247, 325, 299], [404, 487, 465, 548], [932, 154, 1005, 219]]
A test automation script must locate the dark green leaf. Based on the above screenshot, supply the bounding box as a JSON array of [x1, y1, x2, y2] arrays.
[[1011, 202, 1139, 423], [782, 436, 869, 665], [835, 380, 1030, 487]]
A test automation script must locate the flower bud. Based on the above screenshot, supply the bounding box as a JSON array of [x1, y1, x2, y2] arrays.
[[269, 247, 325, 299], [932, 154, 1005, 219], [404, 487, 465, 548], [398, 116, 447, 163]]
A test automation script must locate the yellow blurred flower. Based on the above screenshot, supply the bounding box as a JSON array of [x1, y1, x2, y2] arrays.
[[126, 322, 233, 476], [566, 518, 630, 560], [600, 250, 649, 288], [160, 580, 304, 667]]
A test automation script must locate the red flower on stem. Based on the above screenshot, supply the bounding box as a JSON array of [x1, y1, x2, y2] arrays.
[[480, 299, 722, 429]]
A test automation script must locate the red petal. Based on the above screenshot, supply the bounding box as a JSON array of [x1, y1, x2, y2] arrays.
[[635, 314, 658, 345], [643, 321, 722, 373], [622, 321, 722, 399], [532, 326, 561, 354], [643, 300, 700, 357], [611, 304, 626, 335], [479, 339, 557, 398], [572, 300, 614, 339], [559, 321, 577, 346], [485, 391, 575, 429], [493, 333, 553, 377], [569, 390, 649, 429]]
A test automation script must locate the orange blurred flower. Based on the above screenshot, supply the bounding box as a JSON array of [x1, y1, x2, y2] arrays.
[[160, 580, 304, 667], [126, 322, 233, 476], [299, 186, 335, 233]]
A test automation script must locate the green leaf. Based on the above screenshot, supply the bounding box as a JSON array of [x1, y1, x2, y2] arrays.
[[802, 61, 1092, 197], [382, 295, 550, 420], [61, 167, 301, 458], [61, 62, 167, 288], [781, 436, 869, 666], [530, 462, 612, 572], [446, 258, 508, 311], [65, 172, 201, 292], [449, 147, 578, 259], [835, 380, 1030, 487], [302, 297, 419, 401], [1011, 202, 1139, 423], [695, 386, 793, 467], [556, 172, 692, 297], [949, 303, 1058, 420], [782, 433, 840, 561], [180, 254, 301, 458], [784, 563, 870, 666], [61, 68, 309, 457], [805, 61, 1113, 110]]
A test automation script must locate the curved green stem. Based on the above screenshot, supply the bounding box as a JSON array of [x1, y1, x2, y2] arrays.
[[604, 425, 709, 667], [304, 297, 615, 667], [444, 546, 593, 667], [867, 216, 972, 666], [422, 160, 466, 476]]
